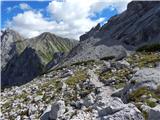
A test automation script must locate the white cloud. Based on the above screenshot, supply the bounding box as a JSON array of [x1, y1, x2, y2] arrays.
[[19, 3, 32, 10], [6, 11, 54, 37], [6, 3, 31, 13], [6, 0, 131, 40]]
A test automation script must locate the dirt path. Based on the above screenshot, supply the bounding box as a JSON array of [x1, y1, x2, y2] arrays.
[[88, 69, 113, 96]]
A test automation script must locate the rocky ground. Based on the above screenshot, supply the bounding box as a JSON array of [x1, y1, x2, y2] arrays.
[[1, 52, 160, 120]]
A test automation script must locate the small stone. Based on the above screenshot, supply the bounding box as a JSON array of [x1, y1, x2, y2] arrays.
[[34, 95, 43, 102], [49, 100, 65, 120], [70, 100, 83, 109]]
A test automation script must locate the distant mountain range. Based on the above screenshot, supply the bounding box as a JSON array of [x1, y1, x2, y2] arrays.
[[1, 29, 78, 88]]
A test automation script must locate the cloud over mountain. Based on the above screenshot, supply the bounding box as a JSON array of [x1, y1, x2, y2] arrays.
[[5, 0, 131, 39]]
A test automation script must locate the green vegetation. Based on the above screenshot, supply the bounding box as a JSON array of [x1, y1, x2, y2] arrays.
[[145, 99, 156, 108], [17, 92, 28, 100], [71, 60, 95, 66], [38, 50, 53, 64], [136, 44, 160, 52], [113, 82, 126, 89], [127, 52, 160, 68], [99, 68, 131, 81], [40, 79, 63, 93], [99, 68, 130, 89], [142, 111, 148, 120], [65, 70, 88, 87], [129, 86, 160, 108], [3, 101, 11, 110]]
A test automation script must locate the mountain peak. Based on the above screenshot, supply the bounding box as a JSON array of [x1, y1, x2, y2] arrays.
[[1, 28, 24, 42]]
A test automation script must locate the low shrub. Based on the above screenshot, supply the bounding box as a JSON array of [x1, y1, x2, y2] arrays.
[[136, 43, 160, 52]]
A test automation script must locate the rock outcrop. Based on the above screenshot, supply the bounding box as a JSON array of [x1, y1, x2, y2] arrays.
[[1, 29, 25, 69], [121, 68, 160, 103], [63, 1, 160, 65]]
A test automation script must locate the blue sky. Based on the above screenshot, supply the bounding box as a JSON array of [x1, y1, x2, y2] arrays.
[[1, 0, 130, 39], [1, 1, 51, 28]]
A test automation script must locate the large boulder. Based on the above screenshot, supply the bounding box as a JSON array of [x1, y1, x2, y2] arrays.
[[100, 103, 144, 120], [121, 68, 160, 103], [93, 97, 144, 120], [130, 68, 160, 88], [148, 105, 160, 120]]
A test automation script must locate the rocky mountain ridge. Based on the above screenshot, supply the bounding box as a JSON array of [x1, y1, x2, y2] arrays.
[[63, 1, 160, 65]]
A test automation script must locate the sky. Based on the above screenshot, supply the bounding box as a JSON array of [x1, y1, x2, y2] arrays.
[[1, 0, 131, 40]]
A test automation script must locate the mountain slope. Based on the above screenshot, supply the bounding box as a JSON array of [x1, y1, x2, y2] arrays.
[[1, 30, 78, 88], [1, 29, 25, 69], [64, 1, 160, 65], [26, 32, 78, 65]]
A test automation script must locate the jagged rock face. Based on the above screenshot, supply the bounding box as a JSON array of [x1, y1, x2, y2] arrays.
[[45, 52, 65, 70], [1, 29, 25, 69], [64, 1, 160, 65], [1, 30, 78, 88], [1, 47, 44, 88], [80, 23, 101, 41], [96, 1, 160, 49]]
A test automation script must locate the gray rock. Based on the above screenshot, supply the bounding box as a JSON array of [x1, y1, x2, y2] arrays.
[[111, 88, 123, 98], [96, 97, 125, 116], [155, 62, 160, 69], [34, 95, 43, 102], [131, 68, 160, 88], [117, 60, 130, 68], [28, 104, 37, 115], [70, 100, 83, 109], [83, 93, 95, 107], [122, 68, 160, 103], [140, 104, 151, 113], [148, 105, 160, 120], [49, 100, 65, 120], [60, 69, 74, 78], [95, 87, 101, 95], [40, 105, 51, 120], [93, 97, 144, 120], [100, 103, 144, 120], [103, 79, 116, 86]]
